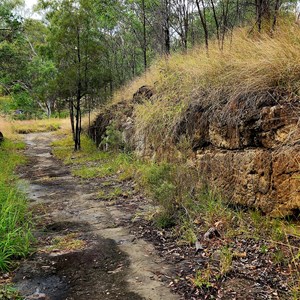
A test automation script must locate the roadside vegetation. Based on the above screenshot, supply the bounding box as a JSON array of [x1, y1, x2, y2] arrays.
[[52, 130, 300, 299], [11, 119, 63, 134], [0, 133, 32, 271], [1, 0, 299, 298]]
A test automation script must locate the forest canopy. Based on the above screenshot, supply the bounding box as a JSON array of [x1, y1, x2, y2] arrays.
[[0, 0, 298, 149]]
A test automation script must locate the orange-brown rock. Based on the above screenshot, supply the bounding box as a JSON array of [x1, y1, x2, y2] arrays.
[[89, 87, 300, 216], [190, 97, 300, 216]]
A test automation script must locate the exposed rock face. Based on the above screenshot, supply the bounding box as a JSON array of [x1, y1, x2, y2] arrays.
[[89, 86, 155, 151], [89, 88, 300, 216], [178, 95, 300, 216], [88, 101, 134, 148], [132, 85, 154, 104], [197, 146, 300, 216]]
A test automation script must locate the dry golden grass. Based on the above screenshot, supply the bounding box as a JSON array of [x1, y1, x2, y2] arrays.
[[0, 117, 15, 139], [122, 23, 300, 151], [11, 118, 70, 134], [112, 66, 160, 104]]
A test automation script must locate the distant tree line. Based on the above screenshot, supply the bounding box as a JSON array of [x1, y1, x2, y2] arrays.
[[0, 0, 297, 149]]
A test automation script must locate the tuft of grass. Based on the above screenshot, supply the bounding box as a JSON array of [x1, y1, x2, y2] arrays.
[[52, 135, 109, 165], [0, 285, 22, 300], [46, 233, 86, 252], [154, 210, 176, 229], [191, 268, 212, 289], [219, 247, 233, 276], [0, 139, 32, 271]]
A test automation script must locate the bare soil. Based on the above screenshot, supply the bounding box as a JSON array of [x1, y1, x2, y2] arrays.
[[13, 133, 179, 300]]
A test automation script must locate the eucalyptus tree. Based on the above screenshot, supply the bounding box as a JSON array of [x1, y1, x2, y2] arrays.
[[0, 0, 27, 93], [38, 0, 118, 150]]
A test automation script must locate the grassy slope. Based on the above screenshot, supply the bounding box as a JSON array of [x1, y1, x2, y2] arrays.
[[93, 22, 300, 154]]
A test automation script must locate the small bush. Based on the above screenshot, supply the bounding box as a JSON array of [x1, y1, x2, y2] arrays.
[[100, 123, 124, 152]]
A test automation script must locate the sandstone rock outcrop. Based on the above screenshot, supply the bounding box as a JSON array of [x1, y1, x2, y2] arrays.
[[176, 94, 300, 216], [132, 85, 154, 104], [89, 88, 300, 216], [88, 101, 134, 148]]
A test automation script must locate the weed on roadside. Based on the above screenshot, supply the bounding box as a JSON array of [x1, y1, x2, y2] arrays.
[[43, 233, 86, 253], [191, 268, 212, 289]]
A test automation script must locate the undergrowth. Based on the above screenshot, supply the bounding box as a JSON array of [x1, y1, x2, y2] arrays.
[[0, 285, 22, 300], [52, 133, 300, 297], [0, 139, 32, 271]]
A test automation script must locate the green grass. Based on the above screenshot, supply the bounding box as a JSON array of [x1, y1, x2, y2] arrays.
[[0, 139, 32, 271], [52, 135, 109, 165], [0, 284, 22, 300]]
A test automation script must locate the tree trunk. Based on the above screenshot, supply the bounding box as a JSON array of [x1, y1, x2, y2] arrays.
[[142, 0, 147, 70], [195, 0, 209, 51], [210, 0, 220, 46], [272, 0, 281, 31], [69, 98, 75, 141], [74, 25, 82, 151], [221, 0, 230, 49], [163, 0, 171, 55]]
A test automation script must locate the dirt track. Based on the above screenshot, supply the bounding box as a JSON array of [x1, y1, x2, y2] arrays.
[[14, 132, 179, 300]]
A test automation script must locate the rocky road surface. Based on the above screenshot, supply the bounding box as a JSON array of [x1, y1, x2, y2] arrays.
[[13, 132, 179, 300]]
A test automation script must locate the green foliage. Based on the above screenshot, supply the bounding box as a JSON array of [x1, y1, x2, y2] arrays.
[[100, 123, 124, 152], [0, 284, 22, 300], [192, 269, 212, 289], [219, 247, 233, 276], [154, 210, 176, 229], [0, 139, 32, 271], [272, 248, 289, 266], [137, 162, 180, 216]]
